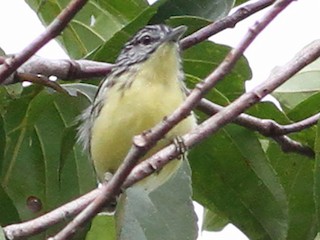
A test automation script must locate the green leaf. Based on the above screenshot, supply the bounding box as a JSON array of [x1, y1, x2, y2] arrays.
[[235, 0, 250, 6], [315, 232, 320, 240], [272, 58, 320, 111], [166, 16, 212, 35], [202, 207, 229, 232], [186, 74, 230, 108], [0, 85, 96, 238], [183, 41, 251, 101], [287, 92, 320, 121], [86, 215, 116, 240], [58, 124, 78, 179], [26, 0, 149, 58], [267, 142, 317, 240], [150, 0, 235, 23], [0, 227, 5, 240], [0, 47, 5, 56], [0, 184, 20, 225], [116, 161, 198, 240], [63, 83, 98, 101], [190, 125, 288, 240], [246, 101, 290, 125], [315, 121, 320, 232], [283, 93, 320, 150], [4, 84, 24, 99], [0, 116, 5, 174], [0, 84, 24, 118], [88, 4, 160, 62]]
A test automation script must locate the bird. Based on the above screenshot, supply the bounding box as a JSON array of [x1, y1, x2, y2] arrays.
[[77, 24, 197, 193]]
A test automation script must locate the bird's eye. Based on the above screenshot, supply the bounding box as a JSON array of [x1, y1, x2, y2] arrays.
[[140, 35, 152, 45]]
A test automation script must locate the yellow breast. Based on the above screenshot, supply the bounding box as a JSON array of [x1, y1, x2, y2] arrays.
[[90, 42, 196, 191]]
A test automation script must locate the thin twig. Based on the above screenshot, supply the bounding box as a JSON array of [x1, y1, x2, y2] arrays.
[[181, 0, 275, 49], [20, 57, 114, 80], [51, 1, 294, 239], [273, 136, 314, 157], [277, 113, 320, 134], [0, 0, 88, 84], [0, 56, 113, 85], [197, 99, 315, 157], [17, 73, 68, 94]]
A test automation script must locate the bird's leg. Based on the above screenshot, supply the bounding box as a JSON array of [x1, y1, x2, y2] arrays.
[[173, 136, 187, 161]]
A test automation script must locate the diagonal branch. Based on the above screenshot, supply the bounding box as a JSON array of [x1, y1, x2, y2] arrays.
[[0, 0, 88, 84], [273, 135, 314, 156], [51, 1, 295, 239], [181, 0, 275, 49]]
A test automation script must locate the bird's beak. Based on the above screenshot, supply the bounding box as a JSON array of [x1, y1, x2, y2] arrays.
[[166, 25, 187, 42]]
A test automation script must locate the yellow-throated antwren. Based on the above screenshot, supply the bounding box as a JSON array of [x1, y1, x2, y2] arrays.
[[78, 24, 197, 192]]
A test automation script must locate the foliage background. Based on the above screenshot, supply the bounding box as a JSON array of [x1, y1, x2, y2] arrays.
[[0, 0, 320, 239]]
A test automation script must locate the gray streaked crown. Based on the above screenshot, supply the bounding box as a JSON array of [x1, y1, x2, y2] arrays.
[[115, 25, 179, 68]]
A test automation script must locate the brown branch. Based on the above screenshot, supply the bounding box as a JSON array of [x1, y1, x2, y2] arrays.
[[273, 135, 314, 157], [276, 113, 320, 135], [0, 0, 88, 84], [2, 56, 113, 85], [21, 57, 113, 80], [16, 73, 68, 94], [51, 1, 294, 239], [197, 99, 315, 157], [181, 0, 276, 49]]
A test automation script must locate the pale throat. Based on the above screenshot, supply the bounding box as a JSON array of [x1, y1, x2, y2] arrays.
[[135, 42, 181, 87]]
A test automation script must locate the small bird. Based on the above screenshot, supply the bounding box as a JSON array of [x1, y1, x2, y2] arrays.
[[77, 24, 197, 192]]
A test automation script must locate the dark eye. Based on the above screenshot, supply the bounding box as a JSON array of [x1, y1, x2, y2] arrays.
[[140, 35, 152, 45]]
